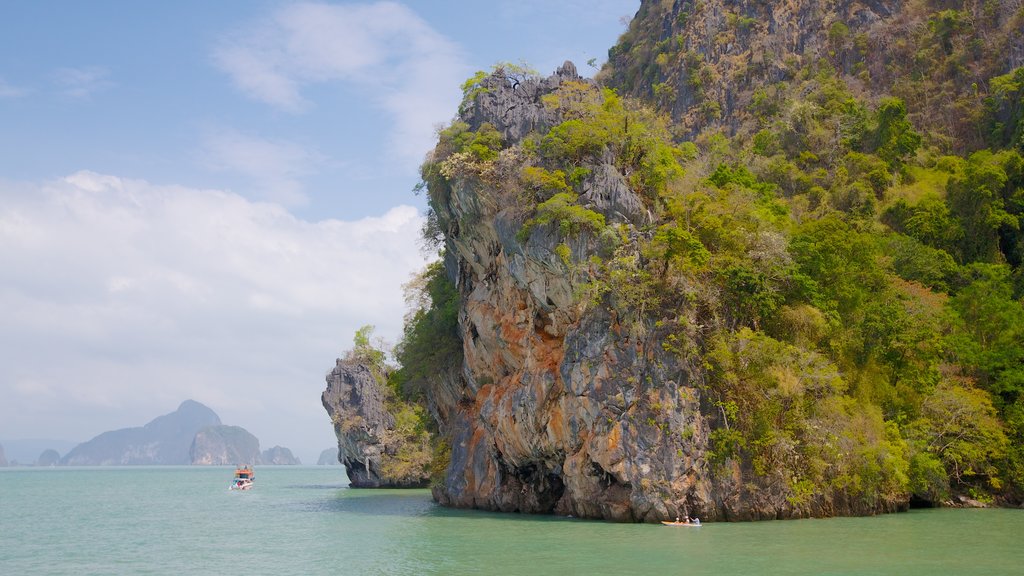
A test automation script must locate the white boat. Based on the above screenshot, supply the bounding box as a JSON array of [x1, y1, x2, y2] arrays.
[[229, 465, 254, 490]]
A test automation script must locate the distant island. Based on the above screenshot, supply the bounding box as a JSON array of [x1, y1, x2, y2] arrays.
[[56, 400, 298, 466], [317, 448, 341, 465]]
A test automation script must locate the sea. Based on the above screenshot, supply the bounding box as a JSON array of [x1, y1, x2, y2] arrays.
[[1, 466, 1022, 575]]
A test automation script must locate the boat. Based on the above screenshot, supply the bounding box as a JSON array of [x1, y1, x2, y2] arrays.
[[229, 465, 255, 490], [661, 518, 701, 526]]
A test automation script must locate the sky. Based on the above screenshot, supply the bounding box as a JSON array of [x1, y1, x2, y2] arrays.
[[0, 0, 640, 464]]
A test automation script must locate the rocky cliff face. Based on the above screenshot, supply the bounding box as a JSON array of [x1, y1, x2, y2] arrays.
[[602, 0, 1024, 150], [419, 63, 909, 522], [322, 359, 431, 487], [189, 425, 261, 465], [0, 443, 7, 467]]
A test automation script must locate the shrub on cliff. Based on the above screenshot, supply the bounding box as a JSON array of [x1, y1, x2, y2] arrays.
[[393, 261, 462, 404]]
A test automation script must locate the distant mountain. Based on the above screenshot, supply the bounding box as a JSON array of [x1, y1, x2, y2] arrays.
[[260, 445, 300, 465], [0, 443, 7, 467], [317, 448, 340, 465], [189, 425, 260, 465], [62, 400, 221, 465], [36, 449, 60, 467]]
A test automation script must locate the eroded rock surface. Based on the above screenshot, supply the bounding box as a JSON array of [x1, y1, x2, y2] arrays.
[[322, 360, 430, 488], [424, 64, 906, 522]]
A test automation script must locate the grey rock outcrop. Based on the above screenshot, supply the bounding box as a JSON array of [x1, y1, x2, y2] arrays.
[[62, 400, 221, 466], [260, 445, 300, 465], [322, 359, 430, 488], [189, 425, 261, 466], [462, 61, 578, 143]]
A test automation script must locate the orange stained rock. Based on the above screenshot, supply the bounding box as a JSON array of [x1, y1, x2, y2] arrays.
[[544, 401, 572, 449], [465, 426, 490, 492], [605, 423, 622, 453], [495, 314, 528, 354]]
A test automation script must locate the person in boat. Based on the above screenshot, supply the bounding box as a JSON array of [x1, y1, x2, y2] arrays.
[[692, 517, 700, 525]]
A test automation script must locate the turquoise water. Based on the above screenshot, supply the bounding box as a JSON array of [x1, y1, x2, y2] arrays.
[[2, 466, 1022, 575]]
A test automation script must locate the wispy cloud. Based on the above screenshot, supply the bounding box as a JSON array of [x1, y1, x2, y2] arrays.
[[213, 1, 468, 166], [199, 128, 325, 206], [0, 171, 428, 452], [52, 66, 114, 99], [0, 77, 29, 99]]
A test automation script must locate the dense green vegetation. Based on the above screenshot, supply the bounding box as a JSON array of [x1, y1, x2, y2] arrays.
[[405, 49, 1024, 507], [392, 262, 463, 404], [599, 0, 1024, 507], [395, 0, 1024, 510], [662, 63, 1024, 505]]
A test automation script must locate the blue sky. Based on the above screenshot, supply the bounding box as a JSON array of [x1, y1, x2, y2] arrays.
[[0, 0, 638, 464]]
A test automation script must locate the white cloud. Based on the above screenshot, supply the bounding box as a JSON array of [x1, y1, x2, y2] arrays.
[[199, 127, 325, 206], [0, 172, 429, 458], [0, 77, 29, 98], [213, 1, 467, 166], [52, 66, 114, 99]]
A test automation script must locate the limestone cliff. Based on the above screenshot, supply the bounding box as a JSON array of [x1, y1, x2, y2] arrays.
[[602, 0, 1024, 151], [417, 62, 910, 522], [189, 425, 261, 465], [0, 443, 7, 467], [322, 359, 431, 487]]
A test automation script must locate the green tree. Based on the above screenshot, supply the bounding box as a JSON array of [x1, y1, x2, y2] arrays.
[[946, 150, 1024, 264], [350, 325, 387, 374], [872, 98, 922, 168], [948, 264, 1024, 403], [393, 261, 463, 402], [908, 380, 1009, 495]]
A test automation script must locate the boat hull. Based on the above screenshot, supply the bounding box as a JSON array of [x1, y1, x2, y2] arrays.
[[230, 480, 254, 491]]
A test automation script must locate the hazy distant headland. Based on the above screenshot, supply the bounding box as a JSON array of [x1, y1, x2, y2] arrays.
[[51, 400, 298, 466]]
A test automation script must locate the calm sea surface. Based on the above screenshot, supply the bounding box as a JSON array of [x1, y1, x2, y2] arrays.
[[1, 466, 1022, 575]]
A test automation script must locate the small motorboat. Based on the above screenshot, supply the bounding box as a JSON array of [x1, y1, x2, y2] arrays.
[[661, 518, 701, 526], [230, 465, 255, 490]]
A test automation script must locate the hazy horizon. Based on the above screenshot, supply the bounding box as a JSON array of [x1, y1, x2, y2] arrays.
[[0, 1, 639, 467]]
